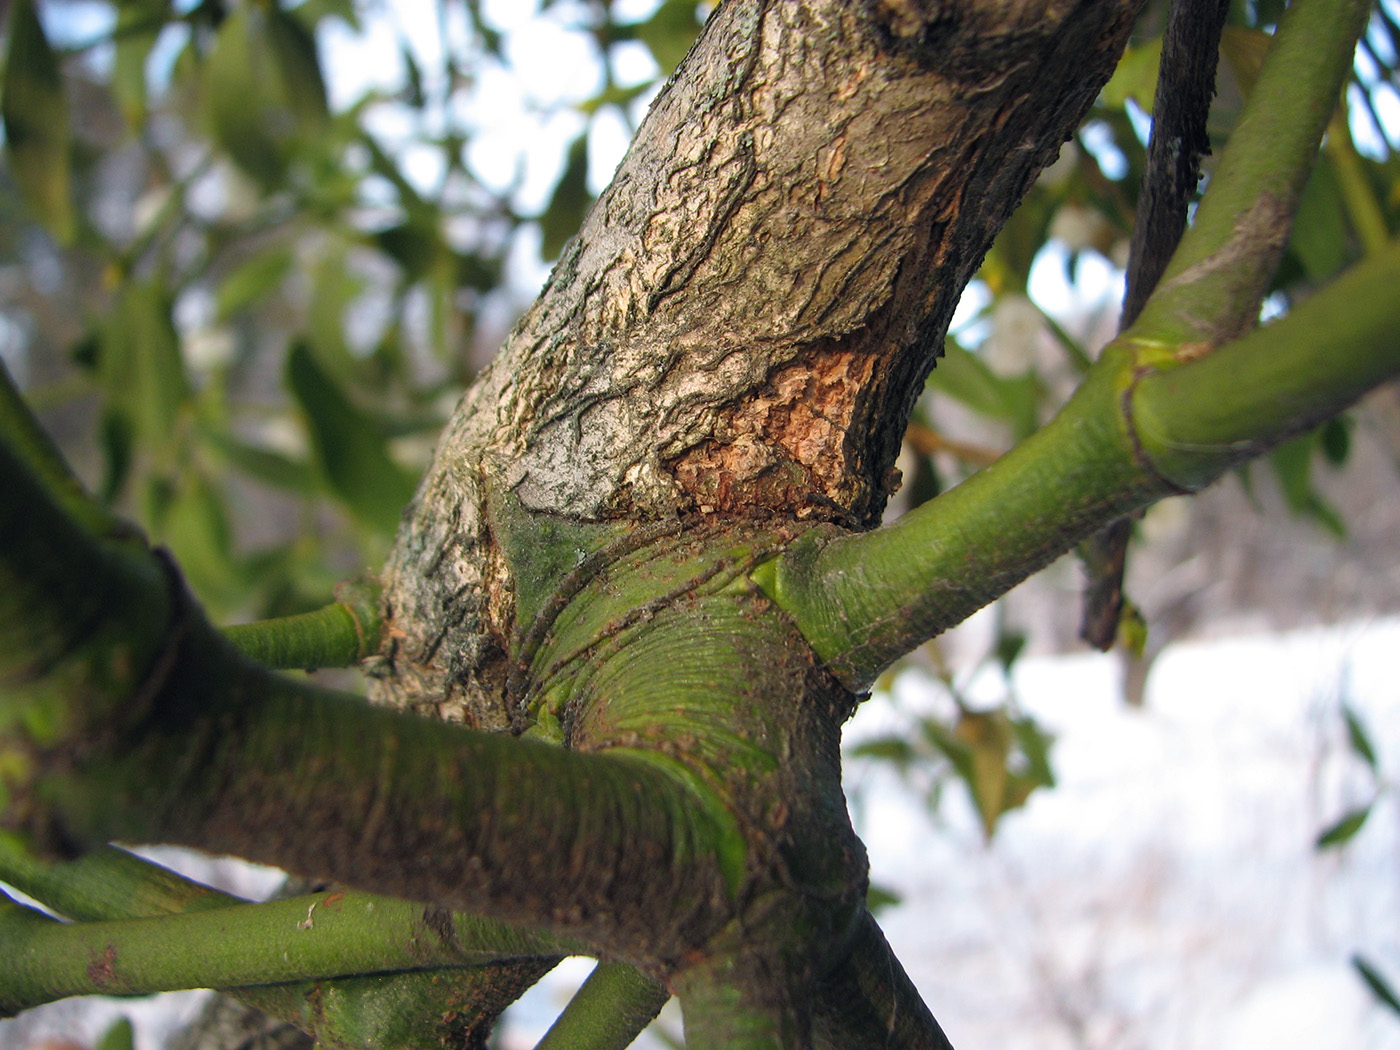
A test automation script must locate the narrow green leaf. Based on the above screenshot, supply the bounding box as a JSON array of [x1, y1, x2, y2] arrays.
[[267, 7, 330, 130], [1319, 415, 1351, 467], [216, 249, 295, 319], [204, 4, 328, 188], [1353, 955, 1400, 1017], [112, 9, 162, 127], [1101, 38, 1162, 112], [635, 0, 705, 76], [540, 133, 591, 261], [286, 341, 417, 536], [1009, 717, 1055, 789], [102, 280, 190, 454], [156, 470, 246, 611], [847, 737, 917, 766], [2, 0, 75, 242], [204, 429, 316, 493], [95, 1016, 135, 1050], [1269, 432, 1347, 538], [1316, 804, 1372, 849], [1289, 154, 1352, 283], [931, 340, 1043, 438], [1342, 705, 1378, 773], [865, 884, 901, 914]]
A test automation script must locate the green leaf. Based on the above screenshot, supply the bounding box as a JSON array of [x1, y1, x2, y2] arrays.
[[204, 4, 329, 188], [1316, 803, 1372, 849], [1342, 705, 1378, 773], [1101, 37, 1161, 112], [635, 0, 705, 76], [1009, 716, 1055, 789], [847, 736, 917, 766], [993, 629, 1027, 672], [111, 6, 163, 127], [216, 249, 295, 319], [102, 280, 191, 454], [156, 469, 246, 612], [931, 340, 1043, 439], [1289, 154, 1352, 283], [1353, 955, 1400, 1017], [95, 1016, 135, 1050], [539, 133, 591, 261], [866, 883, 901, 914], [1319, 415, 1351, 467], [1269, 431, 1346, 538], [286, 341, 417, 536], [204, 429, 316, 493], [376, 220, 440, 284], [2, 0, 75, 242]]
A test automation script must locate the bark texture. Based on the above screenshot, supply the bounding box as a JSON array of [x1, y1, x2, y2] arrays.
[[373, 0, 1141, 726]]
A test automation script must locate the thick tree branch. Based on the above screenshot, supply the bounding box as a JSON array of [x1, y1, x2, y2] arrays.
[[759, 0, 1381, 689], [0, 441, 746, 962], [377, 0, 1144, 719]]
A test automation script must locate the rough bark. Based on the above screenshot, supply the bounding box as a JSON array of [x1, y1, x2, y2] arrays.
[[373, 0, 1143, 721]]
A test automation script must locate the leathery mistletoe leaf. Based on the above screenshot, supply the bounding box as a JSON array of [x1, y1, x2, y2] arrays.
[[2, 0, 76, 242], [286, 341, 417, 536]]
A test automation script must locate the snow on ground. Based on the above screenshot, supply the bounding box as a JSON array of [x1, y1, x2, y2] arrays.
[[840, 616, 1400, 1050], [4, 620, 1398, 1050]]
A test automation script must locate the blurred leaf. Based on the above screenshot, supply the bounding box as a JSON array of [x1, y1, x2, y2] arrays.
[[293, 0, 361, 33], [2, 0, 76, 242], [1219, 25, 1271, 99], [1319, 415, 1351, 467], [866, 883, 901, 914], [577, 81, 652, 117], [1289, 154, 1352, 283], [635, 0, 705, 76], [1117, 600, 1147, 658], [102, 280, 191, 453], [1101, 37, 1161, 112], [1353, 955, 1400, 1017], [932, 341, 1043, 439], [376, 220, 440, 283], [994, 630, 1027, 672], [204, 4, 329, 188], [1269, 430, 1346, 538], [156, 469, 245, 612], [1316, 803, 1372, 849], [96, 1016, 135, 1050], [540, 133, 592, 261], [848, 736, 917, 767], [1009, 716, 1055, 789], [112, 7, 163, 127], [1342, 705, 1378, 773], [216, 249, 295, 319], [308, 248, 369, 379], [287, 341, 417, 536], [98, 410, 134, 504], [203, 429, 316, 492]]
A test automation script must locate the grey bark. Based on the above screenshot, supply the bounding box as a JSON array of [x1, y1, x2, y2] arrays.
[[371, 0, 1144, 722]]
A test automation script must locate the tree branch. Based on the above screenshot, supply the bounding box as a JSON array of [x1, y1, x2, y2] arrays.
[[1129, 0, 1374, 351], [534, 962, 669, 1050], [759, 0, 1383, 689], [0, 885, 582, 1013], [0, 440, 741, 958], [222, 579, 384, 671]]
